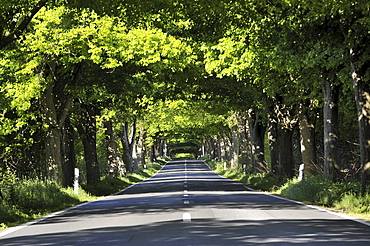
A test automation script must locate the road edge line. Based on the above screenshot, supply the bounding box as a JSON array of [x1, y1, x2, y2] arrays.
[[263, 192, 370, 227], [0, 163, 167, 239]]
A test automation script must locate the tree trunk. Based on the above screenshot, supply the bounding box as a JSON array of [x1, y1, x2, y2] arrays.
[[77, 103, 100, 185], [278, 127, 295, 178], [248, 109, 266, 173], [230, 125, 239, 168], [267, 99, 279, 175], [104, 121, 125, 176], [237, 113, 251, 169], [148, 144, 155, 163], [322, 79, 341, 181], [159, 139, 165, 157], [39, 62, 81, 184], [351, 58, 370, 193], [61, 117, 76, 187], [40, 83, 63, 183], [216, 136, 222, 161], [219, 134, 228, 162], [203, 137, 215, 159], [121, 120, 137, 173], [136, 128, 146, 168], [299, 99, 317, 177]]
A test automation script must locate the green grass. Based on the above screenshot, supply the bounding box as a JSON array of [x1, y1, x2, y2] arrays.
[[0, 162, 162, 231], [208, 161, 370, 220], [82, 163, 162, 196], [0, 181, 96, 231]]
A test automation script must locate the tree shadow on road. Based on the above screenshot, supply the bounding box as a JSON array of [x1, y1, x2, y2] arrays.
[[1, 217, 370, 246]]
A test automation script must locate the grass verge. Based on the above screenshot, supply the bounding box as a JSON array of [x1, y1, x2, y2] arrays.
[[0, 162, 162, 231], [208, 161, 370, 221]]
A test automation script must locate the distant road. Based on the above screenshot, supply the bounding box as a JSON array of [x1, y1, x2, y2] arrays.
[[1, 160, 370, 245]]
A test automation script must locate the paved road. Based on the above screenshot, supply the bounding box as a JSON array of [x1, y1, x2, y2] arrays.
[[1, 160, 370, 245]]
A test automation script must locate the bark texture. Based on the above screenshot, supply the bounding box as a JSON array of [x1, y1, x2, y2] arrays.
[[299, 99, 317, 177], [278, 127, 294, 178], [351, 57, 370, 193], [41, 84, 62, 183], [322, 79, 341, 181], [105, 121, 125, 176], [267, 99, 279, 175], [248, 109, 266, 173], [77, 103, 100, 185], [61, 117, 76, 187], [121, 120, 138, 173]]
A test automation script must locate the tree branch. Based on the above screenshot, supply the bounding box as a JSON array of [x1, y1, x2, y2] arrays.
[[0, 0, 49, 50], [57, 63, 83, 128]]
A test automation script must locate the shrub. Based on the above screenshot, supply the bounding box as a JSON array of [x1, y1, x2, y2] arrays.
[[82, 162, 162, 196], [244, 173, 287, 191], [0, 167, 18, 202], [278, 176, 359, 206], [82, 175, 130, 196], [334, 193, 370, 214], [0, 178, 91, 230], [0, 201, 25, 224]]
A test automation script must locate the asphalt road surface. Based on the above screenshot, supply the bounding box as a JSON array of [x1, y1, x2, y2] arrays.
[[1, 160, 370, 245]]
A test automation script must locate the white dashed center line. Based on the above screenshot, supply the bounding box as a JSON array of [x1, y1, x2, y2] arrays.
[[183, 213, 191, 222]]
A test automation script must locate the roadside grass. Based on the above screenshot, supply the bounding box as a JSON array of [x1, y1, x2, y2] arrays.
[[0, 182, 94, 231], [82, 163, 162, 196], [0, 162, 162, 231], [208, 161, 370, 221]]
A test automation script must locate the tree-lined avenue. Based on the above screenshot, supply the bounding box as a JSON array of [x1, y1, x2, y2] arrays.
[[1, 160, 370, 245]]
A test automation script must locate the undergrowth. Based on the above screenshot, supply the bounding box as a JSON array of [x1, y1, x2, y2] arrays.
[[208, 161, 370, 220], [0, 162, 162, 231], [82, 163, 162, 196]]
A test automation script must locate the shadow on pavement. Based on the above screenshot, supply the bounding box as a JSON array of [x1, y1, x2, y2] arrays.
[[1, 218, 370, 246]]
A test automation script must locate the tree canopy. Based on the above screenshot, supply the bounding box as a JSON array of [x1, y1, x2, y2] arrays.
[[1, 0, 370, 192]]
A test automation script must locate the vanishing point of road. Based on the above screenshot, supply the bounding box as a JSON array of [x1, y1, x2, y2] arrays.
[[1, 160, 370, 245]]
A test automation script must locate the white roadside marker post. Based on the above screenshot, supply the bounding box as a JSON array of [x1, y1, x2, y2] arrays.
[[74, 168, 79, 195], [298, 164, 304, 182]]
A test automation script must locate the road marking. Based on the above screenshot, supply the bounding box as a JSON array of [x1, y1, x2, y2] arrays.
[[183, 194, 188, 197], [183, 213, 191, 222], [265, 193, 370, 227], [184, 200, 190, 205], [184, 190, 188, 193]]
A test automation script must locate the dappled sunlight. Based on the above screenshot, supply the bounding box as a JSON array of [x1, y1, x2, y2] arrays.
[[1, 218, 370, 245], [2, 160, 369, 245]]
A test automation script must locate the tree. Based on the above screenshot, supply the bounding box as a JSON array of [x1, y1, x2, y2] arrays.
[[345, 0, 370, 192], [144, 99, 230, 155]]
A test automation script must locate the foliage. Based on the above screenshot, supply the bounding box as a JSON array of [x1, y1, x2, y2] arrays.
[[9, 179, 80, 212], [1, 0, 370, 228], [0, 162, 162, 231], [277, 176, 360, 207], [334, 193, 370, 214], [0, 178, 95, 230], [82, 162, 162, 196], [82, 175, 131, 196], [210, 161, 244, 181], [174, 153, 195, 159], [0, 167, 18, 201], [144, 99, 230, 145], [242, 173, 287, 192], [210, 161, 369, 218]]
